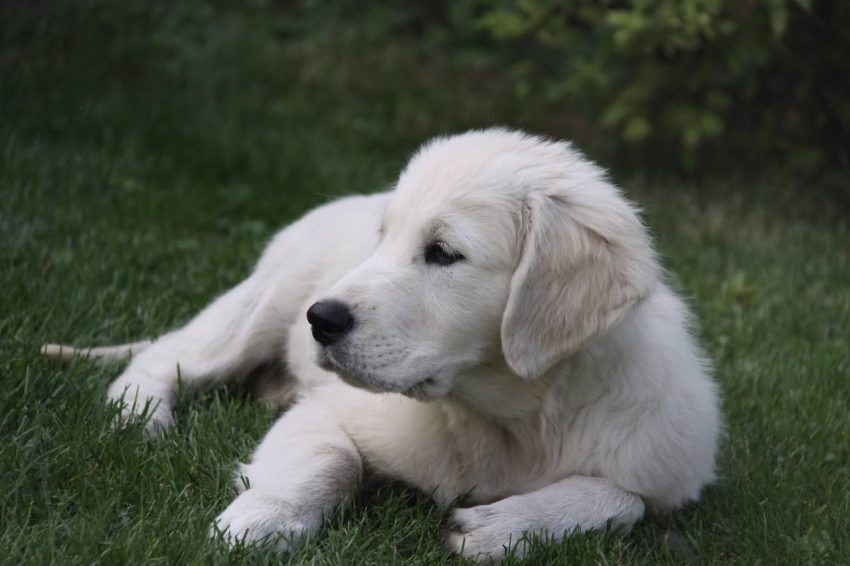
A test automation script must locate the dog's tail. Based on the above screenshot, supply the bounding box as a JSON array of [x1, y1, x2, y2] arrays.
[[42, 340, 155, 364]]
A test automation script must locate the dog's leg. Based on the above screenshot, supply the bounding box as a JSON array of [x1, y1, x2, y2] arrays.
[[105, 275, 288, 436], [445, 475, 645, 561], [212, 390, 362, 551]]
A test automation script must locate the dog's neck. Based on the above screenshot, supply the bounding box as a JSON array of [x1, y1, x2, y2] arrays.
[[445, 300, 652, 428], [445, 359, 564, 423]]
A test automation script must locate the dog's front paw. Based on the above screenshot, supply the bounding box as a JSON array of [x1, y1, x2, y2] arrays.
[[211, 490, 316, 552], [445, 504, 535, 563], [107, 374, 174, 437]]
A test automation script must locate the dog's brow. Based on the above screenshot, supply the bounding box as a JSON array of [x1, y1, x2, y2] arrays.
[[424, 221, 456, 248]]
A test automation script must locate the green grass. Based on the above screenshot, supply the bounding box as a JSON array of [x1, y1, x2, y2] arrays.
[[2, 2, 848, 564]]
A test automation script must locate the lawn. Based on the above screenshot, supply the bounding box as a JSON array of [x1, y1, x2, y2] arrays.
[[1, 2, 848, 564]]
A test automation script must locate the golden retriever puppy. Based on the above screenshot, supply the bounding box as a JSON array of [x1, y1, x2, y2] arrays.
[[46, 129, 720, 561]]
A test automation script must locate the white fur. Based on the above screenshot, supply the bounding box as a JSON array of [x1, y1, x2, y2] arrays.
[[47, 129, 720, 561]]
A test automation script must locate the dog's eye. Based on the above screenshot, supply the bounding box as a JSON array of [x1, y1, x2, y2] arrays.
[[424, 241, 464, 266]]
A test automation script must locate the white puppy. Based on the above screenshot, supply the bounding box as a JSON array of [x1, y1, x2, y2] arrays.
[[45, 129, 720, 561]]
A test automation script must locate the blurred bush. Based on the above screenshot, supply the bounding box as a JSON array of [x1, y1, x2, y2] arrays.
[[469, 0, 850, 175], [3, 0, 848, 181], [286, 0, 849, 176]]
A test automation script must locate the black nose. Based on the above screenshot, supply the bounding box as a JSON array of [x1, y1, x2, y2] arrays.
[[307, 301, 354, 346]]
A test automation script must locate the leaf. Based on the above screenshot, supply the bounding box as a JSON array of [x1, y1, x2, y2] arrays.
[[623, 115, 652, 142], [766, 0, 790, 37]]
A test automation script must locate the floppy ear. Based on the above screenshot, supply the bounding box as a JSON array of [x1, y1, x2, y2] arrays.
[[501, 190, 657, 379]]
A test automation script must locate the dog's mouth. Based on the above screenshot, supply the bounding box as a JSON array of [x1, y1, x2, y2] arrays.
[[316, 348, 364, 387], [317, 347, 396, 393], [317, 347, 441, 400]]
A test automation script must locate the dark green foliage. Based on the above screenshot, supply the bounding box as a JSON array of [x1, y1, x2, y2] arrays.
[[472, 0, 850, 174], [1, 1, 848, 564], [241, 0, 850, 176]]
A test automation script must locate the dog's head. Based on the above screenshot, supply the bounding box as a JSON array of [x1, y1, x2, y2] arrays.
[[310, 129, 658, 400]]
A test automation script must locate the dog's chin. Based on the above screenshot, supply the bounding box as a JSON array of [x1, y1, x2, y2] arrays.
[[316, 348, 448, 401], [316, 350, 371, 390], [315, 348, 336, 373]]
